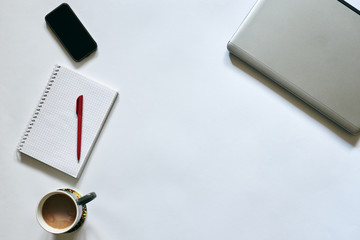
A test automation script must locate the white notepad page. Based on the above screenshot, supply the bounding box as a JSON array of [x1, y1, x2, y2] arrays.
[[18, 65, 118, 178]]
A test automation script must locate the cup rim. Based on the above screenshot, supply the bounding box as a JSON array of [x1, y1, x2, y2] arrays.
[[36, 190, 81, 234]]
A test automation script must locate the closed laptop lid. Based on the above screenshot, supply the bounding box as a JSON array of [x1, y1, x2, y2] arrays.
[[228, 0, 360, 134]]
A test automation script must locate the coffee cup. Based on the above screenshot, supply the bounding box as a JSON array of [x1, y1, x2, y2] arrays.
[[36, 189, 96, 234]]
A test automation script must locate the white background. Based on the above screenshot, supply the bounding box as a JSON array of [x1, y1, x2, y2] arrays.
[[1, 0, 360, 239]]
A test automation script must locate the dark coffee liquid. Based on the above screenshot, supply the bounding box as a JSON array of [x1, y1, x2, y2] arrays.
[[42, 194, 76, 229]]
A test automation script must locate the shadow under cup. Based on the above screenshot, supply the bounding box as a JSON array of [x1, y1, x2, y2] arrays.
[[37, 190, 83, 234]]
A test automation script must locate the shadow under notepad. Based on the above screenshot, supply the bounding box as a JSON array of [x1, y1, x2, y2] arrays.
[[227, 53, 360, 146], [18, 151, 79, 185]]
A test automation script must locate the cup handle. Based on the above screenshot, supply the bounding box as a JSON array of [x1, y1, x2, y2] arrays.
[[77, 192, 97, 206]]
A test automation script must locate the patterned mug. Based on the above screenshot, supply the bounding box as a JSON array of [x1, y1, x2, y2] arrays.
[[36, 188, 96, 234]]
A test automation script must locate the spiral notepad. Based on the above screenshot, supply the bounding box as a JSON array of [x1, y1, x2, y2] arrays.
[[18, 65, 118, 178]]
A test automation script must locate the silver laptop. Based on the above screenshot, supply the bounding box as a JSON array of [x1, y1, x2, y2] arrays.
[[228, 0, 360, 134]]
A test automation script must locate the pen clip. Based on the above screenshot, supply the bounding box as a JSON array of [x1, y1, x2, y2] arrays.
[[76, 95, 83, 116]]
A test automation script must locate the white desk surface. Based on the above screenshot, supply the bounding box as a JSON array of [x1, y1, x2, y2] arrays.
[[1, 0, 360, 239]]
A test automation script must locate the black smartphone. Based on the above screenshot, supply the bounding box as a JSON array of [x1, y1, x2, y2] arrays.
[[45, 3, 97, 62]]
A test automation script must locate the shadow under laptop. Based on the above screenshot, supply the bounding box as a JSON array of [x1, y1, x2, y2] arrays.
[[17, 151, 79, 186], [228, 53, 360, 146]]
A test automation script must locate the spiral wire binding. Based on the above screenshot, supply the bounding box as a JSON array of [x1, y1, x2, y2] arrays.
[[17, 65, 61, 151]]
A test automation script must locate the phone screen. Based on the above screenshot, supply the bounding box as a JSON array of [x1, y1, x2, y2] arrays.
[[45, 3, 97, 62]]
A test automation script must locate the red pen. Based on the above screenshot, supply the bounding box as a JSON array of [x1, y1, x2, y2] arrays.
[[76, 95, 83, 161]]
